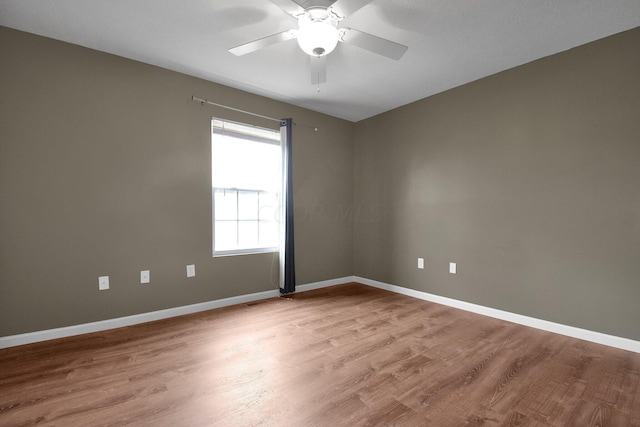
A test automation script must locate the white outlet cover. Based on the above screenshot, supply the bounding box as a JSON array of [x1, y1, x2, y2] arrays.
[[186, 264, 196, 278], [98, 276, 109, 290], [449, 262, 457, 274], [417, 258, 424, 269], [140, 270, 150, 284]]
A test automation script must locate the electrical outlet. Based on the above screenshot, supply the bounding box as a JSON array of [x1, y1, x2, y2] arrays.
[[417, 258, 424, 269], [99, 276, 109, 290], [140, 270, 150, 284], [449, 262, 457, 274], [186, 264, 196, 278]]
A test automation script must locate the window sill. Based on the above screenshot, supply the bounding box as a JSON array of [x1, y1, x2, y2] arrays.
[[212, 248, 278, 257]]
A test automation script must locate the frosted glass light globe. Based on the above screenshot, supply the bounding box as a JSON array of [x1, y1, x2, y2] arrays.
[[297, 15, 339, 56]]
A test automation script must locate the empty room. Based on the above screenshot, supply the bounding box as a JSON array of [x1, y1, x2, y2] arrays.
[[1, 1, 640, 425]]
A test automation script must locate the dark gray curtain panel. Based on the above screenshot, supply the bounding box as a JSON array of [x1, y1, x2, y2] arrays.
[[279, 118, 296, 294]]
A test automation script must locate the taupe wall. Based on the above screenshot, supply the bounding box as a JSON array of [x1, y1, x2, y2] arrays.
[[0, 27, 353, 336], [354, 27, 640, 340], [2, 24, 639, 342]]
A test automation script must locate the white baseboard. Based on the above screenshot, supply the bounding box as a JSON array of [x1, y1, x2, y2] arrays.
[[355, 276, 640, 354], [0, 276, 354, 349], [295, 276, 357, 292], [3, 275, 638, 354]]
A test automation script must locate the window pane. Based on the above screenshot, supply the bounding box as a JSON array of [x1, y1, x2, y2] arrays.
[[238, 221, 259, 249], [212, 135, 281, 192], [259, 220, 279, 248], [214, 190, 237, 220], [238, 191, 258, 220], [215, 221, 237, 251], [259, 192, 278, 222]]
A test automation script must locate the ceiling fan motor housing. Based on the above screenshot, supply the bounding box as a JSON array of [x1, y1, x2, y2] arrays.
[[296, 7, 339, 56]]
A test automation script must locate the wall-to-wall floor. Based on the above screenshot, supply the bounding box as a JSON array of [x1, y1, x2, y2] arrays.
[[0, 26, 354, 337], [354, 27, 640, 341]]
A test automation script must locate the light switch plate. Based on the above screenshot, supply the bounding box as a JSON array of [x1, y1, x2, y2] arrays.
[[186, 264, 196, 278], [417, 258, 424, 269], [99, 276, 109, 290], [140, 270, 150, 284], [449, 262, 457, 274]]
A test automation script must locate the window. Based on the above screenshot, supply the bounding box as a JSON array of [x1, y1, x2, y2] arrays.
[[211, 119, 281, 256]]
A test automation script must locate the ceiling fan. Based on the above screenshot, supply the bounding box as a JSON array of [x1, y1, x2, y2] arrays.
[[228, 0, 408, 87]]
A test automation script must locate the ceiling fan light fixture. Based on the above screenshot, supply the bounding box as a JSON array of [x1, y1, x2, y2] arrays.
[[296, 10, 339, 57]]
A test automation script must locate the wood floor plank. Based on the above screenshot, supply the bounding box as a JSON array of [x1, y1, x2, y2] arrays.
[[1, 282, 640, 426]]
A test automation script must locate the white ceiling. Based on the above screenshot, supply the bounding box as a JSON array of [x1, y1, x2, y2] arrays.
[[1, 0, 639, 122]]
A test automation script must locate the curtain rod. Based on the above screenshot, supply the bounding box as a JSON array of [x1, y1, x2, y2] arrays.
[[191, 96, 318, 132]]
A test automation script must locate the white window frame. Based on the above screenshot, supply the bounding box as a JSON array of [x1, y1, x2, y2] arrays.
[[211, 118, 281, 257]]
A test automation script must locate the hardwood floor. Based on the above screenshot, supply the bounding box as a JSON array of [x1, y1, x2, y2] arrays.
[[1, 283, 639, 426]]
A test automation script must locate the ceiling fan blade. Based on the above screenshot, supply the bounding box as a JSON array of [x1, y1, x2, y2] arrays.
[[340, 28, 408, 60], [267, 0, 305, 17], [310, 55, 327, 85], [229, 30, 296, 56], [329, 0, 374, 19]]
